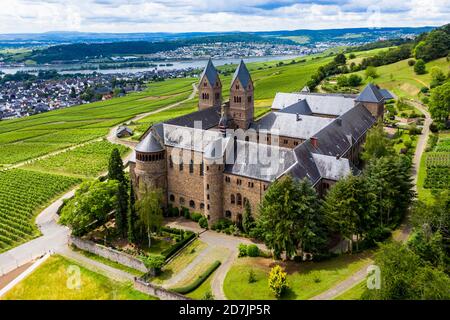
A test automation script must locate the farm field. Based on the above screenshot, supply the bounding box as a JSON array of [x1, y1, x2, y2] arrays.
[[24, 140, 130, 178], [0, 169, 81, 253], [223, 252, 373, 300], [1, 255, 156, 300]]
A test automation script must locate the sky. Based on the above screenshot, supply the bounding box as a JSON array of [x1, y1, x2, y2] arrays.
[[0, 0, 449, 34]]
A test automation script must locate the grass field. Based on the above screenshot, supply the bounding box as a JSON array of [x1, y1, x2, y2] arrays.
[[223, 252, 373, 300], [0, 169, 81, 253], [1, 255, 156, 300], [185, 270, 216, 300], [23, 140, 130, 178]]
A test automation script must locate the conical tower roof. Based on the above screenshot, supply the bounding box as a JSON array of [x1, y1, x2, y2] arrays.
[[200, 58, 219, 85], [232, 59, 252, 88]]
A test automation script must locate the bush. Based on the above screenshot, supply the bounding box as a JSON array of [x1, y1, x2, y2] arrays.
[[414, 59, 426, 74], [268, 265, 289, 298], [198, 217, 208, 229], [172, 261, 221, 294], [247, 244, 260, 257], [161, 231, 196, 260], [190, 212, 203, 222], [420, 86, 429, 94], [408, 59, 416, 66], [202, 291, 214, 300], [238, 243, 248, 257], [142, 254, 165, 274], [248, 269, 257, 283], [182, 207, 190, 219], [211, 218, 233, 231]]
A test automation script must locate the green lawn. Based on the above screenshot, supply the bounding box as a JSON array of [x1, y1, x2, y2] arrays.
[[151, 239, 208, 284], [2, 255, 157, 300], [333, 280, 366, 300], [186, 271, 216, 300], [223, 252, 373, 300]]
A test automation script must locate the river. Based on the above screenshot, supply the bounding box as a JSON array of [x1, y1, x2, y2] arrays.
[[0, 55, 301, 75]]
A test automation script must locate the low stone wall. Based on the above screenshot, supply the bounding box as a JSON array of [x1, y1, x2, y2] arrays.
[[134, 278, 191, 300], [69, 236, 148, 273]]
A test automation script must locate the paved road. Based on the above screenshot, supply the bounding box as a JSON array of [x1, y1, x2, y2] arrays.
[[311, 101, 432, 300]]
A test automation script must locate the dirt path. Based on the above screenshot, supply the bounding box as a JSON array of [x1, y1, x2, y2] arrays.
[[311, 101, 431, 300]]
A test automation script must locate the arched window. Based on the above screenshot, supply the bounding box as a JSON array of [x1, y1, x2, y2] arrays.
[[179, 161, 183, 171], [200, 161, 204, 176], [180, 197, 185, 205], [231, 194, 235, 204], [225, 211, 232, 218], [237, 193, 242, 206], [169, 194, 175, 202], [169, 156, 173, 168], [200, 203, 205, 210], [189, 200, 195, 209]]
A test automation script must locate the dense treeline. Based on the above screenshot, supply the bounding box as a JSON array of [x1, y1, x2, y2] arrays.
[[346, 38, 413, 53], [414, 24, 450, 62]]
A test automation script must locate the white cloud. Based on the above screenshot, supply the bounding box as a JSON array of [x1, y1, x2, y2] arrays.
[[0, 0, 448, 33]]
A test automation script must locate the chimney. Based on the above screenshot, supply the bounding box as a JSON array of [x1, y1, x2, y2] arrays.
[[296, 113, 302, 121], [336, 118, 342, 126], [310, 136, 318, 148], [336, 154, 340, 160]]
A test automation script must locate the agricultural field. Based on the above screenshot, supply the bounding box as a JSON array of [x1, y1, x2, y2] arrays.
[[1, 255, 156, 300], [0, 78, 195, 165], [24, 140, 130, 178], [0, 169, 81, 252], [423, 133, 450, 191]]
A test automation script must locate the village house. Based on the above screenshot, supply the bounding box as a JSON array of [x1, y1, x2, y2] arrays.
[[129, 59, 390, 225]]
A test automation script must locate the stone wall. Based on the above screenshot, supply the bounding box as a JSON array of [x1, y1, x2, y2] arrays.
[[134, 278, 191, 300], [69, 236, 148, 273]]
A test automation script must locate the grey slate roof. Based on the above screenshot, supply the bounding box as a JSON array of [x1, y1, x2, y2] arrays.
[[200, 58, 219, 86], [232, 60, 252, 88], [355, 83, 384, 103], [312, 154, 353, 181], [164, 106, 221, 129], [135, 132, 164, 153], [379, 89, 395, 100], [272, 92, 356, 116], [253, 112, 333, 140], [277, 99, 312, 115], [225, 140, 297, 182]]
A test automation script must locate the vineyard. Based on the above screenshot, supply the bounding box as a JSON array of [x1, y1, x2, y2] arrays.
[[24, 140, 130, 178], [424, 134, 450, 190], [0, 169, 81, 252]]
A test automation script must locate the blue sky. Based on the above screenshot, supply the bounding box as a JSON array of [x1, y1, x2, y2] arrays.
[[0, 0, 449, 34]]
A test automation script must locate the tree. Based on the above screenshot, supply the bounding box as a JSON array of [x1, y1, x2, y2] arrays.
[[430, 67, 446, 88], [336, 75, 348, 87], [347, 74, 362, 87], [127, 183, 137, 243], [429, 82, 450, 123], [108, 148, 128, 237], [268, 265, 289, 298], [414, 30, 450, 62], [362, 242, 450, 300], [242, 201, 255, 234], [361, 122, 395, 161], [257, 176, 326, 259], [365, 66, 378, 79], [414, 59, 426, 75], [323, 175, 376, 251], [141, 254, 165, 275], [334, 53, 347, 65], [60, 180, 119, 236], [136, 189, 164, 248]]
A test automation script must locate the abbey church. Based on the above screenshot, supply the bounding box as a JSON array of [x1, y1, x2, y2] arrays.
[[129, 59, 392, 225]]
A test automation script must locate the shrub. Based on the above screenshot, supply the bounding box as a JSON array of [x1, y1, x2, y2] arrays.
[[246, 244, 260, 257], [408, 59, 416, 66], [202, 291, 214, 300], [268, 265, 289, 298], [182, 207, 190, 219], [142, 254, 165, 274], [211, 218, 233, 231], [172, 261, 221, 294], [248, 269, 257, 283], [414, 59, 426, 75], [161, 231, 196, 260], [238, 244, 248, 257], [420, 86, 429, 94], [198, 217, 208, 229], [190, 212, 203, 222]]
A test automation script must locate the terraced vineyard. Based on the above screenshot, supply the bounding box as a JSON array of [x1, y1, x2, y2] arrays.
[[24, 140, 130, 178], [0, 169, 81, 252], [424, 134, 450, 190]]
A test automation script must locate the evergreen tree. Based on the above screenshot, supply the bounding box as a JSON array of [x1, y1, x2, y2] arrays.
[[257, 176, 326, 259], [361, 122, 395, 162], [127, 183, 136, 243], [108, 148, 128, 237], [242, 201, 255, 234]]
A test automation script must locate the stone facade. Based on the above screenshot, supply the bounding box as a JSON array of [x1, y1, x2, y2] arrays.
[[130, 60, 387, 225]]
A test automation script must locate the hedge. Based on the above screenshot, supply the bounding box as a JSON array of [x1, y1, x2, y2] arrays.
[[171, 260, 221, 294], [161, 231, 196, 260]]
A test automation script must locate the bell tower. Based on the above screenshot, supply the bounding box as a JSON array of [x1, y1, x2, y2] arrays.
[[198, 58, 222, 111], [229, 60, 254, 130]]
